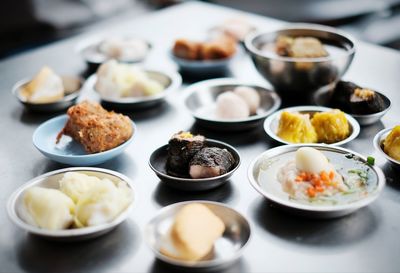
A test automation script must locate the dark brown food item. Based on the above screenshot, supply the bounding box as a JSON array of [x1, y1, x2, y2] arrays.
[[173, 39, 202, 60], [56, 101, 133, 153], [189, 147, 235, 179], [350, 88, 385, 114], [330, 81, 358, 112], [167, 131, 205, 176]]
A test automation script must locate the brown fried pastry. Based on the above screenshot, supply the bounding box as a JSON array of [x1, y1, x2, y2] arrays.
[[56, 101, 133, 153], [173, 39, 202, 60], [200, 36, 237, 60]]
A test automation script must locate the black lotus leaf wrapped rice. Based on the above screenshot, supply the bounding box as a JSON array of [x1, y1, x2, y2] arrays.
[[330, 81, 359, 112], [349, 88, 385, 115], [189, 147, 235, 179], [167, 131, 205, 176]]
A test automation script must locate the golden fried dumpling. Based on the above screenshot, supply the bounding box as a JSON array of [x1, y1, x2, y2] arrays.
[[311, 109, 350, 144], [383, 126, 400, 161], [22, 187, 75, 230], [277, 111, 317, 143], [74, 179, 133, 227]]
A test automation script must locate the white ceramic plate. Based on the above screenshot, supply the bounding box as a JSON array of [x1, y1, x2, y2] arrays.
[[248, 144, 385, 218]]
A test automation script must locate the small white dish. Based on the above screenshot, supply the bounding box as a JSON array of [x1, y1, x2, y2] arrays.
[[264, 105, 360, 146], [248, 144, 385, 218], [7, 167, 135, 241]]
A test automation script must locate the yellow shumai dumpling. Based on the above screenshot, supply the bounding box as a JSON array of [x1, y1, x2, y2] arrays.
[[74, 180, 133, 227], [277, 111, 318, 143], [22, 187, 75, 230], [59, 172, 101, 203], [384, 126, 400, 161], [311, 109, 350, 144]]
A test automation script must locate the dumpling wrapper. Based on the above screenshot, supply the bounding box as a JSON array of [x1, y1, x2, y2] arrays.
[[59, 172, 101, 203], [22, 187, 75, 230]]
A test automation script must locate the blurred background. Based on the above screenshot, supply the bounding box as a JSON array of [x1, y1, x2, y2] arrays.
[[1, 0, 400, 59]]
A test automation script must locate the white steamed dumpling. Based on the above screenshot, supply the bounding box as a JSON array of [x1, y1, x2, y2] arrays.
[[233, 86, 260, 115], [295, 147, 332, 173], [216, 91, 250, 119], [22, 187, 75, 230]]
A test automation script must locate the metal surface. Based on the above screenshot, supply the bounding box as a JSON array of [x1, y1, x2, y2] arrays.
[[263, 105, 360, 146], [149, 139, 240, 191], [183, 78, 281, 131], [7, 167, 135, 241], [247, 144, 385, 218], [86, 69, 182, 110], [145, 200, 251, 268], [12, 76, 82, 113], [0, 2, 400, 273], [314, 88, 392, 126], [245, 24, 356, 103]]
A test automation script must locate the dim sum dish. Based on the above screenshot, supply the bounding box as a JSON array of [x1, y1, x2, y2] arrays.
[[145, 201, 251, 268], [7, 167, 134, 241], [85, 60, 182, 110], [264, 106, 360, 145], [171, 37, 238, 74], [149, 131, 240, 191], [77, 35, 151, 68], [12, 66, 83, 112], [373, 126, 400, 167], [184, 78, 281, 131], [315, 81, 391, 126], [33, 101, 136, 166], [248, 144, 385, 218]]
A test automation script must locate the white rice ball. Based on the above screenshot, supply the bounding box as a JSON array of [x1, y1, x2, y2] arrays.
[[216, 91, 250, 119], [233, 86, 261, 115]]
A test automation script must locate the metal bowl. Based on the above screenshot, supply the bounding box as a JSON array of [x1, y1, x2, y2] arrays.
[[7, 167, 135, 241], [149, 139, 240, 191], [248, 144, 385, 218], [264, 105, 360, 146], [145, 200, 251, 268], [170, 50, 236, 75], [314, 86, 391, 126], [373, 127, 400, 167], [184, 78, 281, 131], [87, 68, 182, 110], [245, 24, 356, 103], [76, 35, 152, 69], [12, 76, 83, 112]]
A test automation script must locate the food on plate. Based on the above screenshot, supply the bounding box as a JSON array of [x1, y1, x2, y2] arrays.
[[277, 111, 317, 143], [330, 81, 386, 115], [167, 131, 205, 176], [95, 60, 164, 99], [189, 147, 235, 179], [211, 17, 255, 42], [270, 147, 370, 204], [311, 109, 350, 144], [274, 36, 329, 58], [233, 86, 260, 115], [173, 37, 237, 61], [21, 187, 75, 230], [20, 172, 133, 230], [215, 86, 261, 119], [166, 131, 235, 178], [160, 203, 225, 261], [383, 126, 400, 161], [216, 91, 250, 119], [56, 101, 133, 153], [97, 37, 149, 62], [20, 66, 64, 103]]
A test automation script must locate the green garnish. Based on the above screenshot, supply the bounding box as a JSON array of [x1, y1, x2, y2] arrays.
[[367, 156, 375, 165], [348, 169, 368, 185]]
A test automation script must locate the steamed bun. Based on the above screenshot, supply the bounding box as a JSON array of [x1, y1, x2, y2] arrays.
[[22, 187, 75, 230], [233, 86, 260, 115], [216, 91, 250, 119]]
